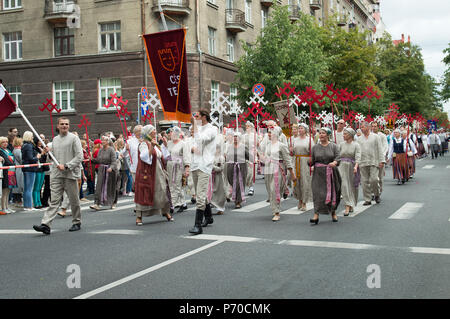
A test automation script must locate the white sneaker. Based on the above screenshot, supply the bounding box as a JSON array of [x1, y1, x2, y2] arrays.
[[127, 192, 134, 197], [5, 209, 15, 214]]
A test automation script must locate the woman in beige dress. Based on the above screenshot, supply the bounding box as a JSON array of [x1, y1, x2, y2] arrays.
[[167, 127, 190, 213], [291, 123, 314, 211], [338, 128, 361, 216]]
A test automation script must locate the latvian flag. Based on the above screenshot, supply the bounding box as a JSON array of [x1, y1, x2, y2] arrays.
[[0, 84, 17, 124]]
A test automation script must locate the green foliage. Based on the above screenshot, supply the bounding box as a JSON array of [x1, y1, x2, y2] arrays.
[[442, 43, 450, 102]]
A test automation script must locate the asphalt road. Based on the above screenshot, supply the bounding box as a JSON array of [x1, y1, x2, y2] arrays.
[[0, 155, 449, 299]]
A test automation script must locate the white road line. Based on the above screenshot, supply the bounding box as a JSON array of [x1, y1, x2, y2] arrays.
[[337, 201, 372, 217], [184, 234, 450, 256], [388, 202, 424, 220], [409, 247, 450, 255], [236, 200, 269, 212], [447, 165, 450, 169], [89, 230, 143, 235], [0, 229, 55, 234], [73, 240, 224, 299], [281, 202, 314, 215], [422, 165, 434, 169]]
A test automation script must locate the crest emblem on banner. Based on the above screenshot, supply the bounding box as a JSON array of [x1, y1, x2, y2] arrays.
[[158, 41, 180, 72]]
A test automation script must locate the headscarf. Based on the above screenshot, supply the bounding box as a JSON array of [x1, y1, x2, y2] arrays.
[[319, 127, 332, 138], [299, 123, 309, 131], [344, 127, 356, 138], [142, 124, 156, 141], [245, 121, 254, 128]]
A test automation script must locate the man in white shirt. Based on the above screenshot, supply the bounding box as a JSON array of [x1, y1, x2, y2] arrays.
[[189, 109, 217, 235], [334, 119, 346, 145], [371, 121, 388, 194], [427, 130, 440, 159]]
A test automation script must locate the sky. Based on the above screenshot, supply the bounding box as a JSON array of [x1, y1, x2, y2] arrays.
[[380, 0, 450, 116]]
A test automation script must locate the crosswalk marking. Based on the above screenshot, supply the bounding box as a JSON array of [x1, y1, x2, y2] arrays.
[[281, 202, 314, 215], [446, 165, 450, 169], [337, 201, 372, 217], [388, 202, 424, 219], [236, 200, 269, 212], [184, 234, 450, 256], [422, 165, 434, 169]]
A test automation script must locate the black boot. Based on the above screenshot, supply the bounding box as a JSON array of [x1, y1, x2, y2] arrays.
[[201, 204, 214, 227], [189, 209, 204, 235]]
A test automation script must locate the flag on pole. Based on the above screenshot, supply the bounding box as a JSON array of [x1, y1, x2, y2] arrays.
[[143, 28, 191, 123], [0, 84, 17, 124]]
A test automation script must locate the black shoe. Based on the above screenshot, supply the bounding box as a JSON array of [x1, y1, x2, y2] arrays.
[[202, 204, 214, 227], [33, 224, 51, 235], [177, 206, 185, 213], [69, 224, 81, 232], [363, 201, 372, 206], [374, 196, 381, 204], [248, 189, 254, 196], [283, 193, 288, 199], [191, 197, 197, 204], [309, 218, 319, 225], [189, 209, 204, 235], [371, 195, 375, 201]]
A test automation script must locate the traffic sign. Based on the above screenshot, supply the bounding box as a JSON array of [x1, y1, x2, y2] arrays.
[[141, 87, 148, 100], [252, 83, 265, 96]]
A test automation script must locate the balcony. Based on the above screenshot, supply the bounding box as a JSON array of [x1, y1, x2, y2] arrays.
[[152, 0, 191, 16], [225, 9, 246, 33], [309, 0, 322, 11], [44, 0, 78, 25], [337, 15, 348, 26], [288, 5, 300, 21], [260, 0, 274, 7]]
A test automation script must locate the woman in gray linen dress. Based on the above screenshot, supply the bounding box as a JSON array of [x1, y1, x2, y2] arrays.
[[225, 132, 249, 209], [260, 126, 296, 222], [167, 126, 190, 213], [291, 123, 314, 211], [338, 128, 361, 216], [208, 142, 226, 215], [90, 136, 120, 210], [310, 127, 341, 224]]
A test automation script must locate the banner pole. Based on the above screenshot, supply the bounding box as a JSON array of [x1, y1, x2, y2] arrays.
[[16, 106, 60, 166]]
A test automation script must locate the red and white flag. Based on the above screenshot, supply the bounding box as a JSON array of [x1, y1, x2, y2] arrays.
[[0, 84, 17, 124]]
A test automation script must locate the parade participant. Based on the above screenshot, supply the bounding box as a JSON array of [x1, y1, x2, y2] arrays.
[[309, 127, 341, 224], [427, 130, 440, 159], [335, 119, 346, 145], [134, 124, 173, 226], [167, 126, 190, 213], [438, 130, 447, 156], [33, 117, 83, 235], [338, 128, 361, 216], [260, 126, 295, 222], [116, 138, 131, 196], [223, 128, 235, 202], [128, 125, 143, 192], [356, 121, 384, 205], [402, 130, 417, 179], [90, 135, 120, 210], [243, 121, 257, 196], [208, 143, 226, 215], [387, 129, 408, 185], [291, 123, 314, 211], [11, 137, 24, 207], [32, 136, 46, 209], [416, 132, 426, 158], [189, 109, 217, 235], [225, 132, 249, 209], [421, 131, 429, 156], [371, 121, 388, 195], [185, 125, 197, 204]]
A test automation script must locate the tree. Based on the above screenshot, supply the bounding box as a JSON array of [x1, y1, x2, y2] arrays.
[[441, 43, 450, 102], [235, 4, 328, 113]]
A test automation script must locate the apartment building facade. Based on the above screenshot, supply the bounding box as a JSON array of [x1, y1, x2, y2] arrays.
[[0, 0, 379, 136]]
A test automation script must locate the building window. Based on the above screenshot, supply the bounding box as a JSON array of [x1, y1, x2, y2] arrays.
[[53, 81, 75, 111], [227, 36, 235, 62], [245, 0, 252, 24], [208, 27, 216, 56], [98, 78, 121, 110], [211, 81, 219, 107], [5, 85, 21, 113], [54, 27, 74, 57], [3, 0, 21, 10], [261, 8, 268, 29], [3, 32, 22, 61], [99, 21, 121, 52]]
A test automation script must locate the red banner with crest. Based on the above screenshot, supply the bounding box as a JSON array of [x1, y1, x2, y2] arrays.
[[143, 28, 191, 123]]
